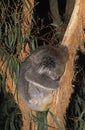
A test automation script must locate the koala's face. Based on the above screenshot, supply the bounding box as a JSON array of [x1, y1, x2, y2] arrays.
[[37, 55, 65, 81]]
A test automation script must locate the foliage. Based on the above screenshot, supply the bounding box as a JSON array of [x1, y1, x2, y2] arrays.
[[0, 75, 23, 130], [0, 0, 23, 84], [66, 52, 85, 130], [0, 0, 29, 129], [30, 18, 60, 47], [29, 111, 62, 130], [29, 0, 61, 48], [0, 92, 23, 130]]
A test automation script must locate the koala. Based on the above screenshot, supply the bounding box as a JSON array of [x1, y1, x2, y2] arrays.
[[18, 45, 68, 111]]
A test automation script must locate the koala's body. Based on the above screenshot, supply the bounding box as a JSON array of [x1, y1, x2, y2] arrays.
[[18, 45, 68, 111]]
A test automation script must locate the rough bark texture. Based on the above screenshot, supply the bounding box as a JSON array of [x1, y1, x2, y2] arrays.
[[4, 0, 85, 130], [21, 0, 34, 37]]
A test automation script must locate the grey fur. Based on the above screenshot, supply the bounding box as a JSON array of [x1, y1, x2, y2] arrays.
[[18, 45, 68, 111]]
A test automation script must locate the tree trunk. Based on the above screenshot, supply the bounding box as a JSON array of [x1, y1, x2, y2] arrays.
[[21, 0, 34, 37]]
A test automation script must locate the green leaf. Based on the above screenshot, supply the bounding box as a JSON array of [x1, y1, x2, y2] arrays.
[[31, 38, 36, 50], [29, 112, 57, 129], [5, 118, 9, 130]]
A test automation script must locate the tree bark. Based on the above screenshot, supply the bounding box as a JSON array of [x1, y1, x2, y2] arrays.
[[21, 0, 34, 37]]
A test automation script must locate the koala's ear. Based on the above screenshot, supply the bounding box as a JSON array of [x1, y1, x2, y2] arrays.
[[29, 46, 52, 64]]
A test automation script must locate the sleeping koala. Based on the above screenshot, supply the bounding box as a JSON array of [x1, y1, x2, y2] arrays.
[[18, 45, 68, 111]]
